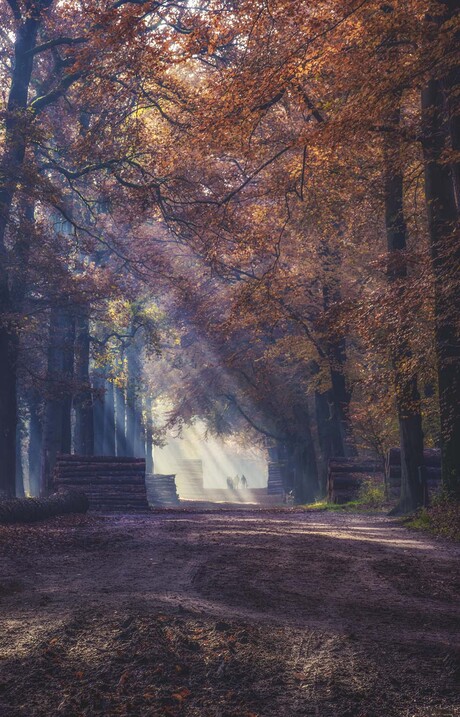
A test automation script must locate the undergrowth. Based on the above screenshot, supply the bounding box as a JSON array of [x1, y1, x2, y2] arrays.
[[305, 479, 387, 512], [404, 497, 460, 541]]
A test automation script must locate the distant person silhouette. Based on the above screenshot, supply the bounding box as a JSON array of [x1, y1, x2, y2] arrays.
[[241, 474, 248, 489], [233, 475, 240, 490], [226, 477, 234, 491]]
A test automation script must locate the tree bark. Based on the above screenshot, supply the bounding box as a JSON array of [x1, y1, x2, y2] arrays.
[[291, 404, 320, 504], [93, 371, 105, 455], [145, 395, 154, 474], [103, 379, 116, 456], [383, 111, 425, 513], [41, 303, 75, 494], [422, 77, 460, 499], [115, 384, 128, 457], [0, 13, 41, 497], [126, 343, 141, 456], [321, 259, 356, 457], [15, 414, 25, 498], [74, 313, 94, 456], [28, 390, 43, 497]]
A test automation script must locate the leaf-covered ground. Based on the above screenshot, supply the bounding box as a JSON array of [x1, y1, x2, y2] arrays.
[[0, 509, 459, 717]]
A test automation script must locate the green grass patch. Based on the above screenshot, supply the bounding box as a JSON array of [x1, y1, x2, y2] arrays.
[[303, 499, 365, 511]]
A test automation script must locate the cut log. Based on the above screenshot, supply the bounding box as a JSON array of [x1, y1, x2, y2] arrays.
[[388, 465, 441, 482], [57, 464, 145, 474], [328, 459, 382, 474], [386, 448, 441, 468], [56, 475, 146, 485], [56, 454, 145, 464], [327, 457, 384, 504], [0, 490, 89, 524]]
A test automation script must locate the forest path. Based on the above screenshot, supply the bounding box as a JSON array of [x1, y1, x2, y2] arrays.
[[0, 509, 459, 717]]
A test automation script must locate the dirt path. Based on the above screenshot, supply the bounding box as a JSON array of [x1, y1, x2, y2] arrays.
[[0, 509, 459, 717]]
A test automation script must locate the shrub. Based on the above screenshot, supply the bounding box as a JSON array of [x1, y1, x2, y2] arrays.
[[405, 497, 460, 541], [358, 479, 386, 508]]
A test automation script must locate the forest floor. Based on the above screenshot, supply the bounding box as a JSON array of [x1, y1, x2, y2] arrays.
[[0, 508, 459, 717]]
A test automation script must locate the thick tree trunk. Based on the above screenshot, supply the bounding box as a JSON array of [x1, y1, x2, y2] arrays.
[[28, 391, 42, 497], [135, 405, 146, 461], [383, 117, 425, 513], [126, 343, 141, 456], [422, 78, 460, 499], [0, 16, 40, 498], [322, 270, 356, 457], [115, 384, 128, 457], [93, 371, 105, 455], [103, 379, 116, 456], [0, 331, 17, 497], [15, 416, 25, 498], [41, 304, 75, 494], [439, 0, 460, 209], [61, 312, 75, 454], [74, 314, 94, 456], [329, 353, 356, 457], [291, 404, 320, 504], [145, 395, 154, 474]]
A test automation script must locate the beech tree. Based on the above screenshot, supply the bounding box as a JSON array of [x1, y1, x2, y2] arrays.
[[0, 0, 458, 509]]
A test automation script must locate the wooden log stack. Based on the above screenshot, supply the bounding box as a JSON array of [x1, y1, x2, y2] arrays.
[[146, 474, 180, 507], [327, 458, 383, 504], [54, 455, 149, 512], [386, 448, 441, 499], [175, 459, 204, 500], [267, 461, 285, 495]]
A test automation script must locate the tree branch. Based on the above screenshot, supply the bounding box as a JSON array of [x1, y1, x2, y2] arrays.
[[29, 72, 82, 112], [224, 394, 284, 441], [26, 36, 87, 56], [6, 0, 21, 21]]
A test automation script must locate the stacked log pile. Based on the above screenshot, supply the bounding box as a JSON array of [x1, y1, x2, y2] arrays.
[[0, 490, 89, 524], [146, 474, 180, 506], [54, 455, 149, 512], [267, 461, 285, 495], [386, 448, 441, 499], [327, 459, 383, 504], [175, 459, 204, 500]]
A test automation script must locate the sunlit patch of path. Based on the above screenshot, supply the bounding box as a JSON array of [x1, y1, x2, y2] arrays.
[[0, 510, 459, 716]]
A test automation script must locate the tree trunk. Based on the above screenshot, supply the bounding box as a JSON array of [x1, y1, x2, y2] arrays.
[[135, 403, 146, 461], [41, 304, 75, 494], [103, 379, 116, 456], [291, 404, 320, 504], [93, 371, 105, 455], [15, 416, 25, 498], [115, 384, 128, 457], [321, 262, 356, 457], [383, 111, 425, 513], [422, 77, 460, 499], [74, 313, 94, 456], [28, 391, 42, 497], [315, 387, 344, 491], [126, 343, 140, 456], [61, 312, 75, 454], [145, 395, 154, 474], [439, 0, 460, 209], [0, 15, 41, 498]]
